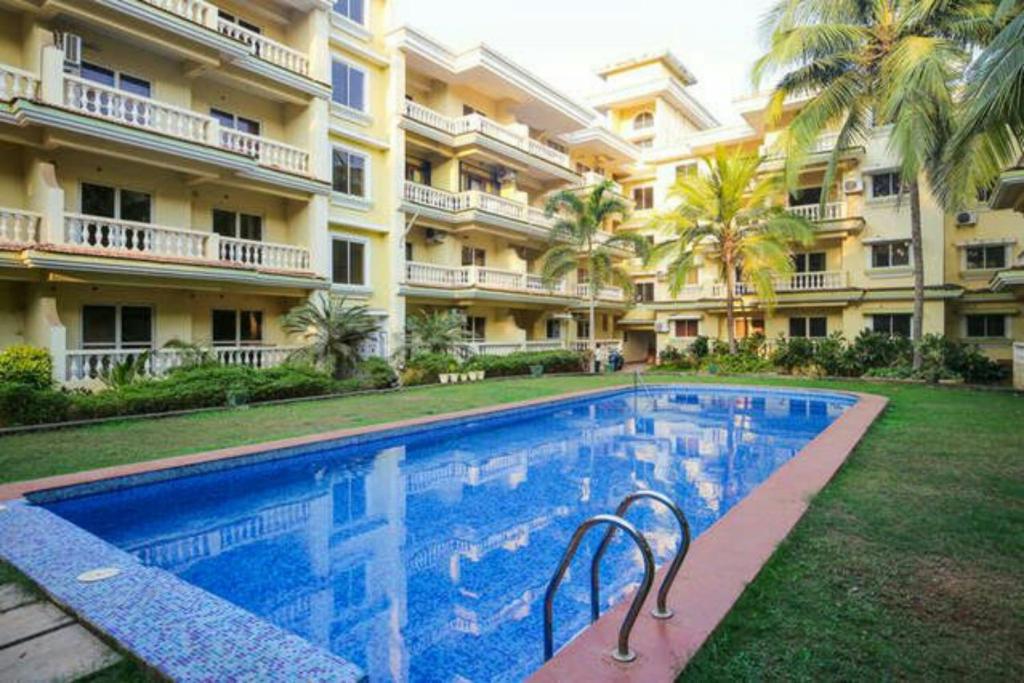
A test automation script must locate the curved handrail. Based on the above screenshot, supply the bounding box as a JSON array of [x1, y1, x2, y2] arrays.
[[543, 514, 655, 663], [591, 490, 691, 620]]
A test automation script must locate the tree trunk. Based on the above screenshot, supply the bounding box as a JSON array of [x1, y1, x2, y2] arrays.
[[589, 294, 598, 374], [909, 180, 925, 371], [725, 250, 737, 354]]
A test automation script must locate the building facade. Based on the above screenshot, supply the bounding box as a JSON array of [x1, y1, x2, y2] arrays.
[[0, 0, 1021, 383]]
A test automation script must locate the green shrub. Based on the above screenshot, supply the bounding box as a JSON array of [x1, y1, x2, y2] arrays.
[[771, 336, 816, 374], [917, 334, 1006, 384], [463, 350, 585, 377], [406, 353, 460, 383], [356, 357, 398, 389], [847, 330, 913, 371], [689, 336, 710, 359], [0, 346, 53, 390], [0, 382, 70, 427], [659, 346, 687, 365]]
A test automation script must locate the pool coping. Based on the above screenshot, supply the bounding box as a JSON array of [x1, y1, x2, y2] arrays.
[[0, 382, 885, 681], [529, 389, 888, 682]]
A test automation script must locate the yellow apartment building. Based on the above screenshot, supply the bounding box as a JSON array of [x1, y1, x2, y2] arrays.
[[0, 1, 1021, 384]]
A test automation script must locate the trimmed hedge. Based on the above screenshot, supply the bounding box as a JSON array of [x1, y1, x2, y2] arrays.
[[0, 346, 53, 390], [0, 360, 399, 429], [463, 350, 585, 377]]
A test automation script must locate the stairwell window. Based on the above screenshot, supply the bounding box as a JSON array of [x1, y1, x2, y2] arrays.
[[332, 237, 367, 287], [212, 310, 263, 346], [871, 241, 911, 269], [82, 305, 153, 349], [332, 147, 368, 198], [332, 59, 366, 112], [872, 314, 912, 337], [789, 316, 828, 338], [965, 314, 1007, 339], [333, 0, 365, 25]]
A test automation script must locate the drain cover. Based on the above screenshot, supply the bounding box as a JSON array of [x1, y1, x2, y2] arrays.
[[77, 567, 121, 583]]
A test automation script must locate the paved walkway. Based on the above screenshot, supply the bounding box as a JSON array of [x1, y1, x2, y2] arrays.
[[0, 583, 121, 682]]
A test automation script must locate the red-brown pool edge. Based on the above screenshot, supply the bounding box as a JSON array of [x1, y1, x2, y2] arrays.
[[529, 391, 888, 682], [0, 383, 887, 682]]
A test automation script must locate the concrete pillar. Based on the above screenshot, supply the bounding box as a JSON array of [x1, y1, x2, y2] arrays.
[[24, 290, 66, 384], [24, 157, 64, 245], [1014, 343, 1024, 391], [38, 45, 64, 106]]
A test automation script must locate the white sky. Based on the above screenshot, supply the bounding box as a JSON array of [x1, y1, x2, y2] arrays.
[[392, 0, 778, 126]]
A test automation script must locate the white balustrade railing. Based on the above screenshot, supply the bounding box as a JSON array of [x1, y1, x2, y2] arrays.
[[220, 129, 310, 175], [65, 346, 300, 382], [401, 101, 572, 169], [570, 339, 623, 352], [406, 261, 567, 296], [220, 236, 311, 271], [216, 18, 309, 77], [0, 62, 39, 101], [63, 74, 213, 144], [0, 208, 41, 245], [64, 214, 210, 259], [405, 261, 469, 287], [403, 182, 553, 229], [575, 283, 627, 301], [459, 340, 573, 357], [709, 271, 847, 297], [140, 0, 216, 26], [788, 203, 847, 222]]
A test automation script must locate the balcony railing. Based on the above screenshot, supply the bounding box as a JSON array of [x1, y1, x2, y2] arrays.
[[787, 203, 847, 222], [575, 283, 627, 302], [215, 17, 310, 77], [65, 346, 300, 383], [403, 182, 554, 229], [0, 63, 39, 101], [0, 208, 41, 245], [762, 132, 841, 160], [140, 0, 217, 26], [710, 271, 848, 297], [63, 214, 312, 271], [61, 73, 310, 175], [405, 261, 568, 296], [402, 100, 572, 169], [456, 339, 618, 358]]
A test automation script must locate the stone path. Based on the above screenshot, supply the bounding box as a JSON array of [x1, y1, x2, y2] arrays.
[[0, 583, 122, 683]]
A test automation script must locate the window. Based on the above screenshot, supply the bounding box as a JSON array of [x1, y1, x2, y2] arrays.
[[462, 105, 487, 118], [965, 314, 1006, 338], [635, 282, 655, 303], [577, 320, 590, 339], [632, 186, 654, 211], [212, 310, 263, 346], [794, 252, 827, 273], [965, 245, 1007, 270], [546, 319, 561, 340], [332, 476, 367, 526], [332, 238, 366, 286], [633, 112, 654, 130], [212, 210, 262, 241], [333, 0, 365, 24], [218, 11, 261, 34], [210, 109, 260, 135], [82, 305, 153, 349], [789, 317, 828, 338], [80, 62, 151, 99], [674, 319, 699, 338], [675, 163, 698, 182], [463, 316, 486, 342], [872, 314, 912, 337], [789, 187, 823, 207], [871, 241, 911, 269], [332, 147, 367, 198], [405, 241, 414, 262], [460, 163, 496, 193], [871, 172, 902, 199], [331, 59, 366, 111], [405, 158, 432, 185], [735, 318, 765, 338], [461, 247, 486, 267], [81, 183, 152, 223]]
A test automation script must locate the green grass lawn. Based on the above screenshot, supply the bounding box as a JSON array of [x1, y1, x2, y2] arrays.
[[1, 375, 1021, 680]]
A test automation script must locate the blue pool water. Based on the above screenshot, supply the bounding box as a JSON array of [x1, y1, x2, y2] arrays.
[[45, 387, 854, 682]]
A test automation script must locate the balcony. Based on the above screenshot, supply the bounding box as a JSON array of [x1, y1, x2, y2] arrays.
[[402, 100, 574, 174], [575, 283, 627, 302], [0, 63, 38, 101], [62, 214, 312, 272], [405, 262, 571, 298], [64, 345, 300, 383], [0, 208, 42, 246], [710, 271, 849, 297], [403, 181, 553, 238], [787, 203, 847, 222]]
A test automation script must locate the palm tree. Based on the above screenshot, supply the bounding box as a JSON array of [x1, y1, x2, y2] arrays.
[[647, 147, 815, 353], [406, 309, 471, 355], [541, 181, 649, 372], [754, 0, 991, 370], [282, 293, 379, 379], [938, 0, 1023, 207]]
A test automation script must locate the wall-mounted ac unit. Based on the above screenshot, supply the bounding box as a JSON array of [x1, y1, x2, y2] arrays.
[[654, 321, 670, 334], [843, 175, 864, 195], [956, 211, 978, 228], [425, 228, 447, 245], [53, 32, 83, 72]]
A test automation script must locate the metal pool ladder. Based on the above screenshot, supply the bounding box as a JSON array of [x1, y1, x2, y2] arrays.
[[542, 491, 692, 664]]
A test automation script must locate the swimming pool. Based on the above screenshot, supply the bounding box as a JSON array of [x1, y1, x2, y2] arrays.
[[3, 385, 857, 681]]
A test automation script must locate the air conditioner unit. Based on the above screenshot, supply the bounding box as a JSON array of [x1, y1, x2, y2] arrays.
[[425, 228, 447, 245], [843, 175, 864, 195], [956, 211, 978, 228], [655, 321, 671, 334], [53, 32, 83, 72]]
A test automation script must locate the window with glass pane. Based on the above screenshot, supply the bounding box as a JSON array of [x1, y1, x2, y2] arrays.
[[81, 184, 116, 218], [212, 310, 238, 345], [577, 320, 590, 338], [633, 112, 654, 130], [334, 0, 365, 24], [872, 241, 910, 268], [332, 238, 366, 286], [675, 320, 699, 338], [795, 252, 826, 273], [332, 60, 366, 111], [872, 314, 912, 337], [120, 307, 152, 348], [333, 148, 367, 197], [965, 245, 1006, 270], [789, 317, 808, 338], [966, 314, 1006, 338], [82, 306, 117, 348], [790, 187, 823, 206], [546, 319, 561, 339], [635, 282, 655, 303], [872, 172, 902, 198], [81, 62, 116, 87], [405, 241, 413, 261], [239, 311, 263, 344], [461, 247, 486, 267], [119, 74, 151, 98], [633, 187, 654, 210], [211, 109, 260, 135], [809, 317, 828, 338], [119, 190, 151, 223], [463, 316, 486, 342]]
